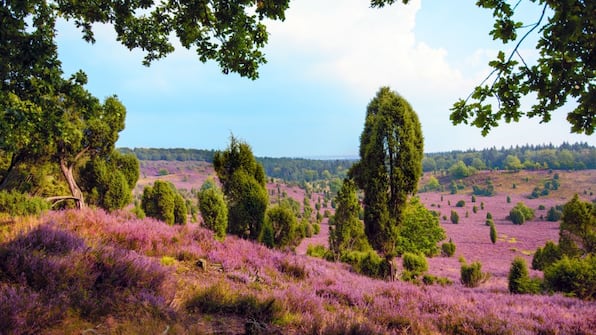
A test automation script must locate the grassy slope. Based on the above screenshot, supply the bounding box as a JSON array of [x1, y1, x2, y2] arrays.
[[1, 165, 595, 334]]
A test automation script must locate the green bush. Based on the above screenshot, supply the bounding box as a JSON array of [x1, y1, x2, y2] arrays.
[[402, 252, 428, 275], [341, 250, 388, 279], [508, 257, 542, 294], [532, 241, 562, 270], [395, 198, 446, 257], [546, 206, 563, 222], [460, 259, 490, 288], [441, 239, 456, 257], [306, 244, 332, 260], [198, 178, 228, 240], [0, 190, 49, 216], [509, 202, 534, 225], [543, 255, 596, 300], [456, 200, 465, 207], [450, 210, 459, 224], [489, 221, 497, 244]]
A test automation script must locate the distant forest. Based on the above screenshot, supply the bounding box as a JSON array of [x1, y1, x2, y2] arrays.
[[119, 142, 595, 182]]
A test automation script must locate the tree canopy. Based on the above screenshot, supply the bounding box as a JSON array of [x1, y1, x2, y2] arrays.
[[372, 0, 595, 136], [2, 0, 290, 80]]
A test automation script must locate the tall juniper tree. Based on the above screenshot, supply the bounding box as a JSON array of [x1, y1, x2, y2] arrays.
[[350, 87, 424, 255], [213, 136, 268, 240]]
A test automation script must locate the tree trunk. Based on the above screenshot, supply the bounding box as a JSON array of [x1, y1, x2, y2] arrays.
[[59, 158, 85, 209]]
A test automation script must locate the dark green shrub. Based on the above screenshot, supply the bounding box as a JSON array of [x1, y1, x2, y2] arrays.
[[489, 222, 497, 244], [544, 255, 596, 300], [538, 204, 546, 210], [485, 218, 494, 227], [456, 200, 465, 207], [509, 202, 534, 225], [460, 259, 490, 288], [486, 212, 492, 220], [532, 241, 562, 270], [546, 206, 563, 222], [0, 190, 49, 216], [471, 195, 476, 202], [141, 181, 187, 225], [472, 205, 478, 213], [450, 210, 459, 224], [198, 180, 228, 240], [508, 257, 542, 294], [441, 239, 456, 257], [507, 195, 511, 203]]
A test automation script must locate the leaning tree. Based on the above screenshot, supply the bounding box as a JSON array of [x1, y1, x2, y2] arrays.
[[350, 87, 424, 255]]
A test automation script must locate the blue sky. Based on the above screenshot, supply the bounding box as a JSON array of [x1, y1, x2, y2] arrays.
[[55, 0, 594, 158]]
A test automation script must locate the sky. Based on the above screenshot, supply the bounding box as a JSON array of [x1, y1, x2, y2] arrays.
[[55, 0, 594, 158]]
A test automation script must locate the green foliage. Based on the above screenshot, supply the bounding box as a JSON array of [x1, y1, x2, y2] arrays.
[[441, 239, 456, 257], [329, 179, 370, 259], [402, 252, 428, 276], [472, 180, 495, 196], [455, 200, 465, 207], [141, 181, 186, 225], [341, 250, 389, 279], [486, 212, 493, 220], [395, 198, 446, 257], [79, 151, 139, 211], [450, 210, 459, 224], [0, 190, 49, 216], [422, 176, 441, 192], [349, 87, 423, 255], [197, 178, 228, 240], [509, 202, 534, 225], [449, 161, 476, 179], [546, 206, 563, 222], [214, 136, 268, 240], [439, 0, 596, 135], [460, 259, 490, 288], [508, 257, 542, 294], [306, 244, 332, 260], [559, 194, 595, 257], [544, 255, 596, 300], [263, 204, 298, 248], [532, 241, 562, 271], [489, 221, 497, 244]]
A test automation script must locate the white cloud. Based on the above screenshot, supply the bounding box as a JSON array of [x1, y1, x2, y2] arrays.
[[266, 0, 465, 101]]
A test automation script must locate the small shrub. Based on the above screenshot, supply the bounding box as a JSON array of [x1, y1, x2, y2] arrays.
[[489, 222, 497, 244], [422, 274, 453, 286], [306, 244, 331, 260], [460, 259, 490, 288], [471, 195, 476, 203], [456, 200, 465, 207], [472, 205, 478, 214], [480, 202, 485, 210], [486, 212, 492, 220], [538, 204, 546, 210], [508, 257, 542, 294], [450, 210, 459, 224], [507, 195, 511, 203], [341, 250, 388, 279], [546, 206, 563, 222], [0, 190, 49, 216], [402, 252, 428, 275], [509, 202, 535, 225], [441, 239, 456, 257], [485, 218, 494, 227]]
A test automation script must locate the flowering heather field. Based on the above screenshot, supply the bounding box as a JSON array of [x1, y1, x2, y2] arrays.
[[1, 208, 595, 334]]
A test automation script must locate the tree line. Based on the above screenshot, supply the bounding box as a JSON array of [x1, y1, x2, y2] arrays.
[[119, 142, 595, 184]]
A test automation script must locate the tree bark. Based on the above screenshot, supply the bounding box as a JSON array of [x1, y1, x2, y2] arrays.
[[59, 158, 85, 209]]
